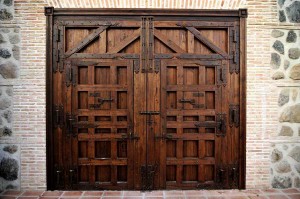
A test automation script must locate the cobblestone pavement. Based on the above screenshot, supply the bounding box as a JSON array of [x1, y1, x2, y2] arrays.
[[1, 189, 300, 199]]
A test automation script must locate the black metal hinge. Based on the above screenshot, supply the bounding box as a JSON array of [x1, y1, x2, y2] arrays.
[[229, 104, 240, 128], [216, 113, 226, 137], [134, 59, 140, 74], [53, 104, 64, 128], [217, 63, 227, 87], [65, 61, 76, 87], [68, 166, 77, 190], [66, 113, 76, 137], [230, 27, 240, 74], [54, 165, 64, 189]]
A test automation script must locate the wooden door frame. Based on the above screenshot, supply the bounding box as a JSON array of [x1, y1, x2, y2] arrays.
[[45, 7, 247, 190]]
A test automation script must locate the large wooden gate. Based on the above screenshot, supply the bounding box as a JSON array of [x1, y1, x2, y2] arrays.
[[45, 8, 247, 190]]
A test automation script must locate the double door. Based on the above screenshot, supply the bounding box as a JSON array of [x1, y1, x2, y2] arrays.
[[46, 8, 246, 190]]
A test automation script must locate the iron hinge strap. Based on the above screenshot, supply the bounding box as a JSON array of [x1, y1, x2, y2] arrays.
[[229, 104, 240, 128], [217, 62, 227, 87], [53, 104, 64, 128], [65, 60, 76, 87]]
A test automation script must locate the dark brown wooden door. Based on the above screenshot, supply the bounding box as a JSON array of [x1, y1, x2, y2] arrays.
[[46, 8, 246, 191]]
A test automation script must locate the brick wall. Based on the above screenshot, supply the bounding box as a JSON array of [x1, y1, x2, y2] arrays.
[[0, 0, 299, 190]]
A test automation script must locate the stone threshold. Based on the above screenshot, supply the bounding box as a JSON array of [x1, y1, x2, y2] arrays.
[[0, 189, 300, 199]]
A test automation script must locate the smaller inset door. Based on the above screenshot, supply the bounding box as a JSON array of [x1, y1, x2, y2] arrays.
[[158, 59, 225, 189], [66, 60, 134, 190]]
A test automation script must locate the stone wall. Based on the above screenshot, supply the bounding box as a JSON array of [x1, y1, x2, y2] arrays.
[[269, 0, 300, 189], [0, 0, 21, 192]]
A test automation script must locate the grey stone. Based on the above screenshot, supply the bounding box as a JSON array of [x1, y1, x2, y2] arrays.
[[272, 71, 284, 80], [271, 149, 283, 163], [295, 177, 300, 188], [271, 30, 284, 38], [9, 35, 20, 45], [0, 9, 13, 21], [3, 145, 18, 154], [0, 33, 5, 43], [273, 40, 285, 54], [279, 104, 300, 123], [279, 10, 287, 22], [278, 0, 285, 8], [286, 1, 300, 23], [0, 117, 2, 125], [295, 164, 300, 174], [284, 60, 290, 70], [287, 30, 297, 43], [289, 48, 300, 59], [0, 97, 11, 110], [290, 64, 300, 80], [1, 29, 10, 33], [272, 176, 292, 188], [3, 110, 12, 123], [279, 126, 293, 136], [0, 62, 18, 79], [5, 184, 17, 190], [2, 127, 12, 136], [14, 28, 19, 33], [3, 0, 13, 6], [6, 87, 13, 96], [283, 144, 289, 150], [271, 53, 281, 69], [275, 160, 292, 173], [278, 89, 289, 107], [0, 158, 18, 181], [289, 146, 300, 162], [299, 127, 300, 136], [0, 48, 11, 59], [12, 45, 20, 60]]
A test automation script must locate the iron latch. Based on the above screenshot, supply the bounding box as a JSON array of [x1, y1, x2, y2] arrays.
[[194, 113, 226, 137], [179, 99, 204, 109], [54, 165, 64, 188], [139, 111, 160, 115], [53, 104, 64, 128], [229, 104, 240, 128]]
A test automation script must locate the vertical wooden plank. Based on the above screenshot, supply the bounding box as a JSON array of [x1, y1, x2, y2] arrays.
[[45, 7, 54, 190], [127, 60, 134, 189], [239, 17, 247, 189], [176, 63, 184, 186]]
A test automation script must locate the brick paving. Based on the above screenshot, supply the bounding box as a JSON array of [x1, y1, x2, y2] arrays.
[[1, 189, 300, 199]]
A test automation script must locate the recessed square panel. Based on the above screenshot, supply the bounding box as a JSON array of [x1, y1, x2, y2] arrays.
[[117, 91, 127, 109], [117, 66, 127, 85], [167, 92, 177, 109], [166, 165, 176, 182], [95, 141, 111, 158], [78, 66, 88, 84], [183, 141, 198, 157], [183, 165, 198, 181], [167, 66, 177, 85], [78, 91, 88, 109], [166, 140, 176, 158], [117, 166, 127, 182], [95, 128, 111, 134], [95, 166, 111, 182], [95, 66, 110, 84], [78, 141, 88, 158], [183, 67, 199, 85]]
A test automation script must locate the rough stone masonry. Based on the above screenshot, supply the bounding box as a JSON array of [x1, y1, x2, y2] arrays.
[[0, 0, 20, 192]]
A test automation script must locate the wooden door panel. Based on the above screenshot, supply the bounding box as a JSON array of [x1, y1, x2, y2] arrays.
[[68, 60, 134, 189], [160, 60, 221, 189]]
